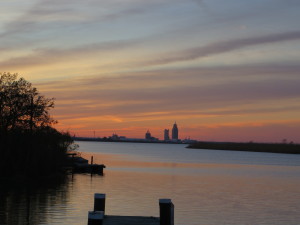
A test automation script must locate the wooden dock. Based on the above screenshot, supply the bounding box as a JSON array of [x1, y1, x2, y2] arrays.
[[67, 154, 105, 175], [103, 215, 159, 225], [88, 194, 174, 225]]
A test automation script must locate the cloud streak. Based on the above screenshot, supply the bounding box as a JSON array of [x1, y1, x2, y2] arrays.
[[143, 30, 300, 66], [0, 0, 170, 39], [2, 30, 300, 72], [0, 38, 142, 69], [36, 64, 300, 123]]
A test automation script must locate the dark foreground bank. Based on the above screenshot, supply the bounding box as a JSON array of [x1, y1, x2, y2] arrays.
[[0, 127, 74, 179], [187, 141, 300, 154]]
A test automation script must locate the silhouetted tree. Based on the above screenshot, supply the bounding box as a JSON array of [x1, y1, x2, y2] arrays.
[[0, 72, 55, 134], [0, 72, 73, 178]]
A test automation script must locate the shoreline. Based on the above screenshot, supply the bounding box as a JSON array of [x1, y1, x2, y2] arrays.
[[187, 141, 300, 154], [73, 137, 189, 144]]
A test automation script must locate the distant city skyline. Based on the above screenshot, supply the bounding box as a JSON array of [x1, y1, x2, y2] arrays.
[[75, 121, 197, 143], [76, 122, 192, 142]]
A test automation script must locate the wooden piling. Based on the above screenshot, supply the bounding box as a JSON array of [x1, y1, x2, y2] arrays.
[[159, 199, 174, 225], [88, 211, 104, 225], [94, 193, 106, 214], [87, 193, 165, 225]]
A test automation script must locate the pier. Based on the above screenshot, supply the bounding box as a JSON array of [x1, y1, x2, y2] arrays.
[[87, 193, 174, 225], [89, 215, 159, 225], [67, 154, 106, 175]]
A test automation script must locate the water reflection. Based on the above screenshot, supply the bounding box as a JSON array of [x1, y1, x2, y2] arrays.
[[0, 175, 70, 225], [0, 147, 299, 225]]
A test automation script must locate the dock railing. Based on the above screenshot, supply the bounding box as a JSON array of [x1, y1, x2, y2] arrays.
[[87, 193, 174, 225]]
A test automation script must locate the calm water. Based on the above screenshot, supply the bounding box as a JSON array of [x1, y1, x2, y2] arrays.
[[1, 141, 300, 225]]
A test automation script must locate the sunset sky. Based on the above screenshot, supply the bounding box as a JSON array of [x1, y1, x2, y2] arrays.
[[1, 0, 300, 142]]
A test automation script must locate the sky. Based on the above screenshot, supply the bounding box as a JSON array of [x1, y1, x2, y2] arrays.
[[1, 0, 300, 142]]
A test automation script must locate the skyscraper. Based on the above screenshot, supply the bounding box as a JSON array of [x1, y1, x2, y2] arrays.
[[172, 122, 178, 140], [145, 130, 151, 140], [164, 129, 170, 141]]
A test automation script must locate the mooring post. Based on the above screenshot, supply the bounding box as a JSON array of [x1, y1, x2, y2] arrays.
[[159, 199, 174, 225], [87, 211, 104, 225], [94, 193, 106, 214]]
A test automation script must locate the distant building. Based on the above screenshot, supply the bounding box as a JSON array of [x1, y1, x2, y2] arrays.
[[111, 133, 120, 140], [145, 130, 159, 141], [145, 130, 152, 140], [164, 129, 170, 141], [182, 137, 197, 144], [172, 122, 178, 140]]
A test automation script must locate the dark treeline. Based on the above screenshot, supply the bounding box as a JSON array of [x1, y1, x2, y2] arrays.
[[187, 141, 300, 154], [0, 72, 74, 178]]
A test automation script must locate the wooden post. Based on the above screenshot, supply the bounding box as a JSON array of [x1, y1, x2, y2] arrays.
[[91, 156, 94, 165], [159, 199, 174, 225], [94, 193, 106, 214], [87, 211, 103, 225]]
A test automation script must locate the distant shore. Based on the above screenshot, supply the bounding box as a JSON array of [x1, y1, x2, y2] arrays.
[[187, 142, 300, 154], [72, 136, 191, 144]]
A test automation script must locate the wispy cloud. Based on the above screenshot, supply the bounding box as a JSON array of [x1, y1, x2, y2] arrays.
[[0, 0, 169, 39], [36, 64, 300, 123], [0, 39, 142, 69], [141, 30, 300, 66], [2, 30, 300, 72]]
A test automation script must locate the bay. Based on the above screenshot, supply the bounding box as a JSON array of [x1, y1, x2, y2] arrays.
[[1, 141, 300, 225]]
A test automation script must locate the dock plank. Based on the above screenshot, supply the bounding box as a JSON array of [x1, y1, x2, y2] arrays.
[[103, 215, 159, 225]]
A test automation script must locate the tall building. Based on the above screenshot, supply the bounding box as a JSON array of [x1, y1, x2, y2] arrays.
[[172, 122, 178, 140], [164, 129, 170, 141], [145, 130, 152, 140]]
